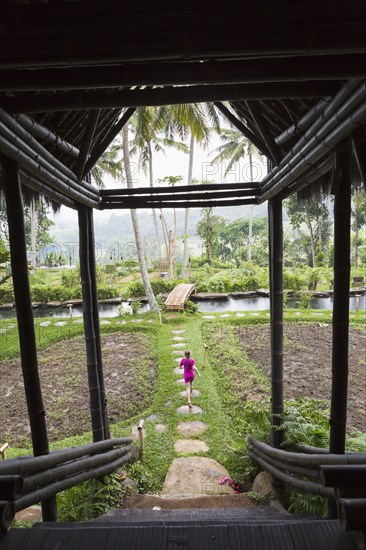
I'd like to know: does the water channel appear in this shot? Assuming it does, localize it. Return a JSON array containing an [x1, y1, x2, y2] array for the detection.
[[0, 294, 365, 320]]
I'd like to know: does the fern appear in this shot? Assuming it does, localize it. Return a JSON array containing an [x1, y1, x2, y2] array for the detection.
[[276, 398, 330, 448], [287, 489, 327, 517], [246, 491, 270, 504]]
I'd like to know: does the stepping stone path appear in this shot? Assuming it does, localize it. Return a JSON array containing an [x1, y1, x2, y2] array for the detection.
[[176, 405, 203, 415], [177, 421, 207, 436], [180, 389, 200, 398], [174, 439, 208, 454], [162, 457, 234, 497], [139, 326, 237, 501], [155, 424, 166, 433]]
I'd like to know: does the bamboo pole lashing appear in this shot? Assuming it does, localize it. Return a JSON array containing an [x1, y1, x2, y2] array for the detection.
[[260, 79, 364, 192], [0, 134, 100, 208], [0, 438, 133, 476], [0, 109, 98, 197]]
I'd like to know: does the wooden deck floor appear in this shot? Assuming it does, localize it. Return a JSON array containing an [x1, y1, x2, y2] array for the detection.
[[1, 518, 359, 550]]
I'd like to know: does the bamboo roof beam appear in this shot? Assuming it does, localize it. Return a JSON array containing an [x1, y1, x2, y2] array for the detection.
[[260, 101, 366, 202], [73, 110, 100, 181], [1, 82, 340, 115], [0, 12, 365, 69], [101, 181, 259, 196], [1, 54, 366, 91], [281, 156, 335, 199], [0, 109, 97, 194], [20, 172, 77, 210], [246, 101, 283, 165], [83, 108, 135, 177], [275, 98, 331, 146], [103, 198, 257, 209], [15, 114, 79, 158], [102, 189, 259, 206], [260, 79, 365, 192]]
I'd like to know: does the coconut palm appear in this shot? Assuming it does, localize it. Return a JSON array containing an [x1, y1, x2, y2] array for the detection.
[[210, 127, 261, 261], [130, 107, 188, 263], [122, 124, 159, 311], [159, 103, 220, 277]]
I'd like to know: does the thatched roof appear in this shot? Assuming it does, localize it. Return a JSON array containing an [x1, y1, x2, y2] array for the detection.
[[0, 0, 365, 208]]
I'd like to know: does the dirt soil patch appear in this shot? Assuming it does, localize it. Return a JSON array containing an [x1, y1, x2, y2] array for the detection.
[[123, 493, 260, 510], [0, 332, 156, 446], [235, 323, 366, 434]]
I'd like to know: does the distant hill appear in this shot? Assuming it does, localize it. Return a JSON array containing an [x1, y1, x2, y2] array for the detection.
[[50, 203, 269, 261]]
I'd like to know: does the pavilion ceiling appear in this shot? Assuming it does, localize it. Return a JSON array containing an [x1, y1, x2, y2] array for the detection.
[[0, 0, 365, 209]]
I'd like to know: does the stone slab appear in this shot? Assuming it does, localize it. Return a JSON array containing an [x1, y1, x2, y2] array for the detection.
[[176, 405, 203, 415], [172, 330, 185, 334], [177, 421, 208, 436], [172, 336, 185, 341], [174, 366, 183, 374], [162, 457, 235, 497], [171, 343, 186, 348], [155, 424, 166, 433], [174, 439, 209, 454], [180, 389, 200, 398], [176, 378, 185, 385]]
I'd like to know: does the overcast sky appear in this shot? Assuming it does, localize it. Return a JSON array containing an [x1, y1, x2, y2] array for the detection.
[[52, 131, 268, 227]]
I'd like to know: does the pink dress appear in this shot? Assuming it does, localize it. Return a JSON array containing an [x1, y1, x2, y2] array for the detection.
[[180, 357, 195, 383]]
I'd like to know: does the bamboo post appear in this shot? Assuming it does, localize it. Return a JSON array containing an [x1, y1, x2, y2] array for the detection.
[[330, 146, 352, 455], [87, 207, 109, 439], [203, 343, 208, 366], [268, 196, 284, 449], [0, 445, 9, 461], [137, 420, 145, 455], [78, 206, 104, 443], [1, 155, 57, 522]]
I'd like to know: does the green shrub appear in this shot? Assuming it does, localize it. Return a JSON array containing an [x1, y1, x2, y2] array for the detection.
[[61, 268, 80, 288], [0, 282, 14, 303], [97, 284, 119, 300], [283, 271, 305, 292], [57, 474, 126, 522], [126, 280, 145, 297]]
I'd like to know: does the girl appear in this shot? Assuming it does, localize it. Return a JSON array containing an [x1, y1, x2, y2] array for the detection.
[[179, 350, 201, 409]]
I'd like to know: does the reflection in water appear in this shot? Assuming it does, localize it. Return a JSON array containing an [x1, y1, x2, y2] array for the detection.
[[196, 294, 365, 312], [0, 294, 365, 319]]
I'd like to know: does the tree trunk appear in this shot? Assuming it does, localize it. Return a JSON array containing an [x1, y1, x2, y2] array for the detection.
[[30, 198, 37, 268], [180, 133, 195, 277], [122, 126, 159, 311], [148, 141, 161, 262]]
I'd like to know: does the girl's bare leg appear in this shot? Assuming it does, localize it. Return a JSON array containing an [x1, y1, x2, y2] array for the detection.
[[185, 382, 191, 406]]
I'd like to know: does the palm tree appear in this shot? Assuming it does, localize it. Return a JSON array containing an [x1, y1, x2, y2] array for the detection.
[[210, 127, 260, 261], [90, 144, 123, 188], [122, 124, 159, 311], [159, 103, 220, 277], [131, 107, 188, 264]]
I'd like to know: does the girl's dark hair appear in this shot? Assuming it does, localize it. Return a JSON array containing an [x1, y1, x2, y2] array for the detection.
[[184, 350, 191, 358]]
